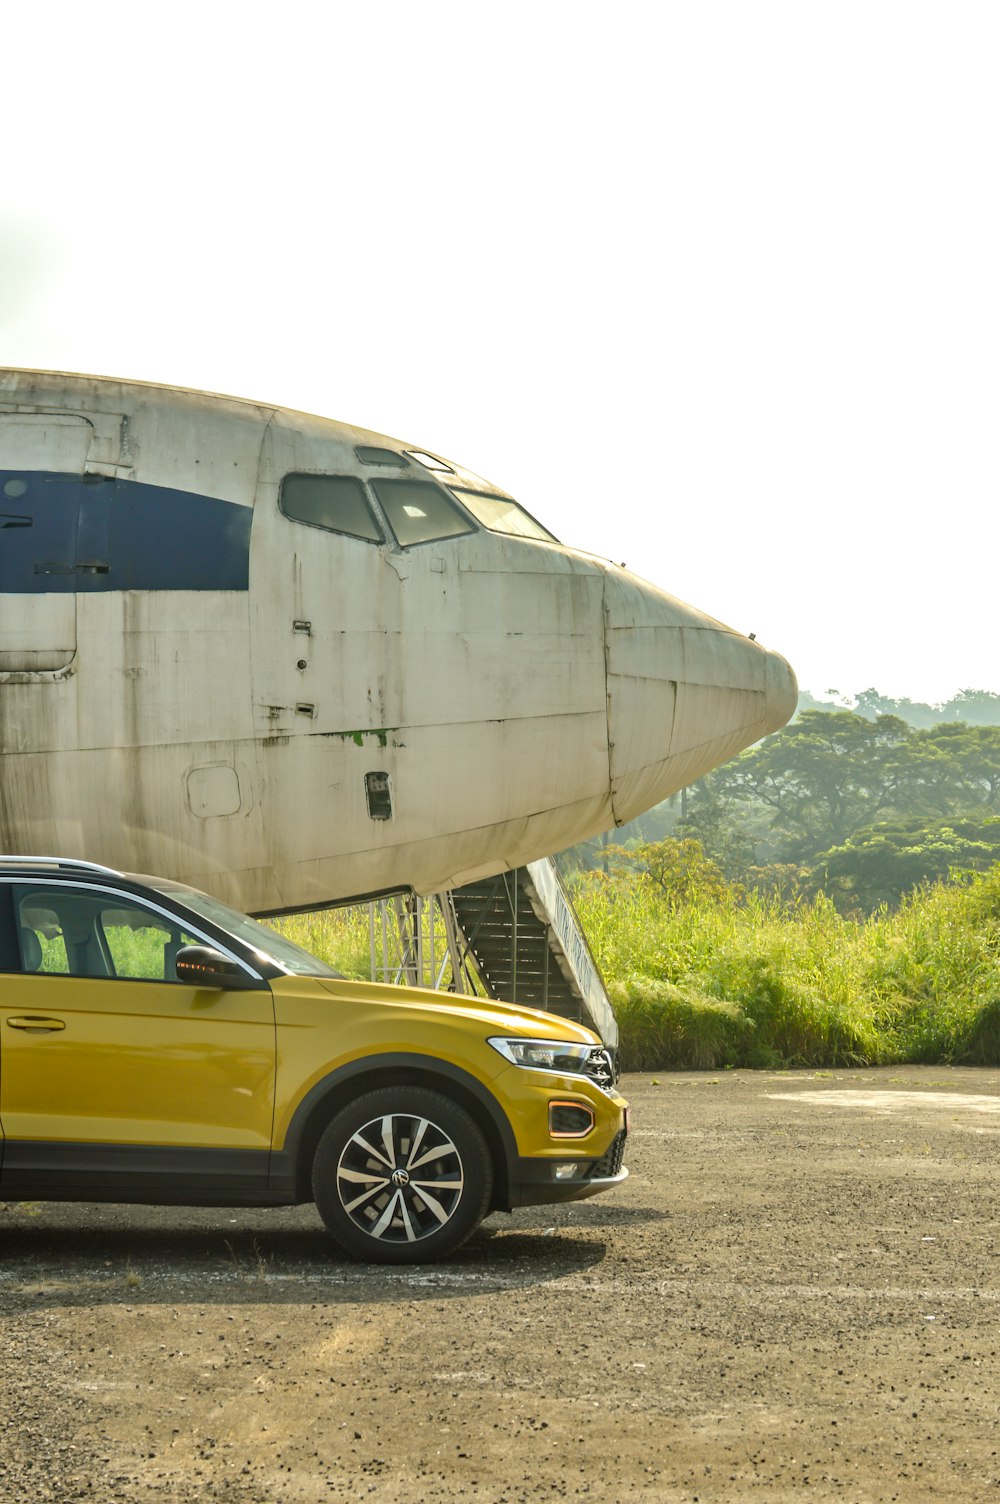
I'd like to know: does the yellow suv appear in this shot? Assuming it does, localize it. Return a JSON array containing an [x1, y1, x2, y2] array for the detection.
[[1, 858, 628, 1262]]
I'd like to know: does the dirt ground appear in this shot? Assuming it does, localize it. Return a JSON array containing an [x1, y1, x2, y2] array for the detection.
[[2, 1065, 999, 1503]]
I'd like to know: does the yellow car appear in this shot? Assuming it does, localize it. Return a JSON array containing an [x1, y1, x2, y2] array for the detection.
[[1, 857, 628, 1262]]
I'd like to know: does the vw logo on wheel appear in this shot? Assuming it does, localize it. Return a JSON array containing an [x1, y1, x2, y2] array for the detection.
[[390, 1168, 410, 1187]]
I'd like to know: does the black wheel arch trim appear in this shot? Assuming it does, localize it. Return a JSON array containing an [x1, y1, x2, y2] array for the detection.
[[273, 1053, 519, 1207]]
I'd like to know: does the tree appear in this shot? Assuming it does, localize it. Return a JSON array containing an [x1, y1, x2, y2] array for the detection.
[[674, 792, 757, 881], [915, 723, 1000, 807], [678, 712, 1000, 896], [810, 685, 1000, 729], [803, 815, 1000, 913], [937, 689, 1000, 726], [604, 838, 735, 909], [702, 710, 914, 860], [853, 687, 942, 729]]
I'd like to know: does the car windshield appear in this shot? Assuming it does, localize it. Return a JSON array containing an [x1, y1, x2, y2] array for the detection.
[[152, 883, 340, 978]]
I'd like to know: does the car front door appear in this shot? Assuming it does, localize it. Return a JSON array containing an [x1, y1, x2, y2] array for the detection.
[[0, 881, 276, 1200]]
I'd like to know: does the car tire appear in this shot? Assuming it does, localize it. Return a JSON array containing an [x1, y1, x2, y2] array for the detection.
[[312, 1087, 493, 1263]]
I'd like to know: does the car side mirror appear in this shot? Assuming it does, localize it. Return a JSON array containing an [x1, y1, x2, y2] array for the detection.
[[174, 945, 262, 990]]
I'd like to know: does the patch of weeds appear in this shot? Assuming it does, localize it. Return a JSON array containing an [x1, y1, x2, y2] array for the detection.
[[225, 1237, 272, 1285]]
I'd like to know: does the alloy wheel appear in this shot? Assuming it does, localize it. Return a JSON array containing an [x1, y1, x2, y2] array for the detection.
[[336, 1111, 465, 1244]]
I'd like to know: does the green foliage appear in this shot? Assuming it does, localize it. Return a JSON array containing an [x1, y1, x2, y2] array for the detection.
[[608, 977, 752, 1071], [603, 837, 736, 908], [671, 710, 1000, 907], [272, 906, 373, 979], [662, 802, 757, 883], [572, 860, 1000, 1070], [964, 993, 1000, 1064], [37, 933, 69, 972], [800, 686, 1000, 728], [272, 902, 485, 993], [567, 693, 1000, 907], [804, 814, 1000, 913], [854, 686, 1000, 728], [698, 708, 922, 858]]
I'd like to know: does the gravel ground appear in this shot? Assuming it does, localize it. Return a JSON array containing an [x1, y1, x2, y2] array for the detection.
[[2, 1065, 999, 1503]]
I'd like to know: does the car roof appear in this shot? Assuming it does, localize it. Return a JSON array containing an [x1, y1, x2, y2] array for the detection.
[[0, 855, 126, 876], [0, 857, 193, 892]]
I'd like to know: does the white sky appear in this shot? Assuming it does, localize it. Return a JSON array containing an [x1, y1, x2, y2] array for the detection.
[[2, 1, 997, 705]]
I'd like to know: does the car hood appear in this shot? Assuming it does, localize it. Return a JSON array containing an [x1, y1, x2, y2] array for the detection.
[[309, 975, 601, 1044]]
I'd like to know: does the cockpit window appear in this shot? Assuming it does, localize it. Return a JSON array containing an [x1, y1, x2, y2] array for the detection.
[[280, 474, 383, 543], [370, 478, 475, 547], [449, 489, 558, 543], [403, 450, 454, 474], [355, 447, 408, 468]]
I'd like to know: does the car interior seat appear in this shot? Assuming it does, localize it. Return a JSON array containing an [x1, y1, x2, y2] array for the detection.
[[19, 927, 43, 973]]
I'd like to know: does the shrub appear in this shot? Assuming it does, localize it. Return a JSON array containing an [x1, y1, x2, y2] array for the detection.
[[575, 859, 1000, 1069], [608, 976, 753, 1070]]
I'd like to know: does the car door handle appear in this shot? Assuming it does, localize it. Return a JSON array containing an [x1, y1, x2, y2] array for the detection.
[[6, 1016, 66, 1033]]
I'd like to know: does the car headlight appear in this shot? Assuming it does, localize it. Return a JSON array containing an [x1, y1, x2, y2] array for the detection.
[[487, 1037, 617, 1090]]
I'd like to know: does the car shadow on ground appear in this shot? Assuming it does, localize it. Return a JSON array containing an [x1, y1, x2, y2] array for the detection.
[[502, 1201, 667, 1229], [0, 1205, 628, 1311]]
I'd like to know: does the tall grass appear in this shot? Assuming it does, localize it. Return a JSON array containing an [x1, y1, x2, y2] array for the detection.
[[572, 866, 1000, 1070], [273, 906, 373, 979]]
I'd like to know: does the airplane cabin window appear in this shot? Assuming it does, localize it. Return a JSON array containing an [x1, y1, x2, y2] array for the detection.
[[449, 489, 558, 543], [370, 479, 475, 547], [280, 474, 383, 542]]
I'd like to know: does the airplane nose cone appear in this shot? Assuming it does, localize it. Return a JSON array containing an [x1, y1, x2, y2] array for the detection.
[[603, 567, 797, 825]]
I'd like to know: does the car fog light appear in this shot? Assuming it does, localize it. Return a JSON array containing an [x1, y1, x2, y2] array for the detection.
[[549, 1101, 595, 1137], [553, 1162, 580, 1180]]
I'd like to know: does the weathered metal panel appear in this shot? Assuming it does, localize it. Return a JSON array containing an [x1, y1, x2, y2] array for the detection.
[[0, 369, 797, 911]]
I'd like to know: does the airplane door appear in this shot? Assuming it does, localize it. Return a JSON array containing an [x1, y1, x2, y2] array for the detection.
[[0, 413, 92, 672], [0, 409, 134, 674]]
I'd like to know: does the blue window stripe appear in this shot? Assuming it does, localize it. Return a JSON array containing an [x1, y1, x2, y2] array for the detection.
[[0, 472, 252, 592]]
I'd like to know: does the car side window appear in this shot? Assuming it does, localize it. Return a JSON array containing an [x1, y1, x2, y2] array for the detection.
[[15, 886, 201, 983], [98, 905, 201, 981]]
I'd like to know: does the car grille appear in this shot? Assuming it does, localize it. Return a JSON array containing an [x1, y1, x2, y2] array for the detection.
[[581, 1046, 616, 1091], [587, 1129, 627, 1179]]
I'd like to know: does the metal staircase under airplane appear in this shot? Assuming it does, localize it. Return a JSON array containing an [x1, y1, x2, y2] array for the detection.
[[368, 857, 618, 1049]]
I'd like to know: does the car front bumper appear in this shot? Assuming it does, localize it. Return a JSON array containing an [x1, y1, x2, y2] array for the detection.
[[506, 1127, 629, 1207]]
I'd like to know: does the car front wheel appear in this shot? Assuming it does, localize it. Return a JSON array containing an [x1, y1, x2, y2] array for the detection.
[[312, 1087, 493, 1263]]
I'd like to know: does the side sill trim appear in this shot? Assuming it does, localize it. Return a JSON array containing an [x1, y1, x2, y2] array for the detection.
[[0, 1141, 290, 1207]]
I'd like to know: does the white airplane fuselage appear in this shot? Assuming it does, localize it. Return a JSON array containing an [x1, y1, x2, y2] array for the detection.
[[0, 371, 797, 913]]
